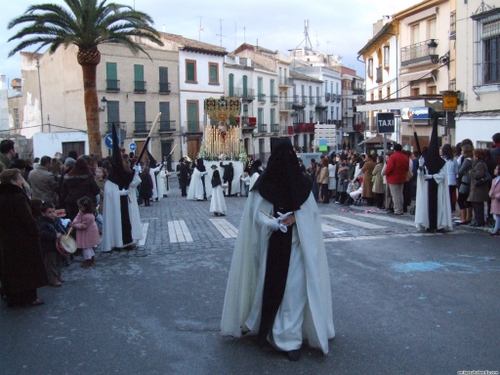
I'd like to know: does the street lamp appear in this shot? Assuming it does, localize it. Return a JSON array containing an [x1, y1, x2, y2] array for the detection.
[[98, 96, 108, 112], [427, 39, 450, 65]]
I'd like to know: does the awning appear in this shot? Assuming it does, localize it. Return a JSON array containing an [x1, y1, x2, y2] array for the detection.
[[399, 69, 435, 82], [357, 98, 443, 111], [357, 134, 394, 146]]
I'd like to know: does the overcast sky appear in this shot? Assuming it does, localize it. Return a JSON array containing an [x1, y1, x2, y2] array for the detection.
[[1, 0, 422, 85]]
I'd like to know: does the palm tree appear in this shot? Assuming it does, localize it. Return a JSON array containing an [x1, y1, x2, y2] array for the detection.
[[8, 0, 163, 157]]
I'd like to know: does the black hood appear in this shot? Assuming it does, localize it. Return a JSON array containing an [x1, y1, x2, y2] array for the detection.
[[252, 138, 311, 211], [107, 123, 134, 189]]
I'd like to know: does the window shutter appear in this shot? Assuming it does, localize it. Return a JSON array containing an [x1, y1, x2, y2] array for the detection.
[[134, 102, 146, 132], [187, 62, 195, 81], [106, 62, 117, 80], [228, 74, 234, 96], [134, 65, 144, 81]]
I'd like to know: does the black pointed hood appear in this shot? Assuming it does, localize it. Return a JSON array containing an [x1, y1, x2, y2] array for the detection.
[[252, 138, 311, 211], [424, 114, 445, 174], [107, 123, 134, 189], [147, 150, 159, 168]]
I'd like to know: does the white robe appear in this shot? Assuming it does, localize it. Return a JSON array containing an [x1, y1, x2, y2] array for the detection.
[[101, 172, 144, 252], [150, 165, 163, 200], [186, 168, 207, 200], [210, 185, 227, 214], [220, 191, 335, 354], [160, 170, 170, 197], [415, 165, 453, 231]]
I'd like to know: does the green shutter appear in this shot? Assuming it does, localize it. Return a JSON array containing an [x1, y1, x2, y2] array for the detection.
[[188, 102, 198, 132], [106, 62, 117, 80], [243, 75, 248, 97], [159, 67, 169, 93], [159, 102, 171, 131], [228, 74, 234, 96], [134, 102, 146, 132], [134, 65, 144, 81], [187, 62, 195, 82], [210, 65, 217, 83]]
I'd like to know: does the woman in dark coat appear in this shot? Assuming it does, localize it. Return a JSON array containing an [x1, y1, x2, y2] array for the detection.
[[139, 166, 154, 206], [468, 148, 490, 227], [60, 158, 100, 220], [0, 169, 48, 306]]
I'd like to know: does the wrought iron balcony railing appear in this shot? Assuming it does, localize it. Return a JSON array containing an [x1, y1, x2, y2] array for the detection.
[[159, 120, 176, 132], [257, 124, 267, 133], [134, 121, 152, 134], [400, 39, 439, 67], [159, 82, 171, 94], [134, 81, 147, 93], [106, 79, 120, 92], [270, 123, 280, 132]]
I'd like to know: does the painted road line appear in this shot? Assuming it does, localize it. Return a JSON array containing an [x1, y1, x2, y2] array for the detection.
[[167, 220, 193, 243], [321, 223, 340, 232], [323, 214, 385, 229], [355, 213, 416, 227], [210, 219, 238, 238], [138, 223, 148, 246], [324, 231, 460, 243]]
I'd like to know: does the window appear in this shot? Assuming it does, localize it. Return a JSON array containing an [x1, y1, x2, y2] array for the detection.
[[472, 9, 500, 86], [368, 59, 373, 77], [159, 102, 172, 131], [209, 63, 219, 85], [159, 67, 169, 94], [134, 102, 146, 132], [383, 46, 390, 68], [13, 108, 19, 128], [242, 75, 248, 98], [186, 60, 197, 83], [106, 101, 120, 133], [258, 77, 265, 101], [270, 79, 276, 102], [228, 73, 234, 96], [187, 101, 199, 132], [134, 65, 146, 93], [106, 62, 119, 91]]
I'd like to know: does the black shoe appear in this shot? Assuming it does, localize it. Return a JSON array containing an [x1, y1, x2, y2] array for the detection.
[[470, 222, 484, 228], [286, 349, 301, 361]]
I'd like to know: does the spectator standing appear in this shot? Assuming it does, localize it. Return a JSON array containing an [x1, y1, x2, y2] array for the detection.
[[220, 161, 235, 196], [456, 145, 474, 224], [0, 169, 48, 307], [489, 165, 500, 236], [372, 155, 385, 209], [442, 144, 459, 213], [0, 139, 15, 168], [491, 133, 500, 166], [28, 155, 59, 205], [468, 149, 490, 227], [317, 157, 329, 203], [385, 144, 409, 215], [361, 154, 376, 206], [60, 158, 100, 220]]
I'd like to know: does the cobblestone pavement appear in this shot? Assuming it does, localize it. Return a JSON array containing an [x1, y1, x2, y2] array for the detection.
[[2, 176, 499, 375]]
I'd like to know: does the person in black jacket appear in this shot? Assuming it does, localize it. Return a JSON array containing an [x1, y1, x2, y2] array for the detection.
[[139, 166, 154, 206], [220, 161, 234, 196], [38, 202, 66, 287], [60, 158, 100, 220]]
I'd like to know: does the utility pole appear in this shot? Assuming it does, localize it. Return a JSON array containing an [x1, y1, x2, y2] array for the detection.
[[216, 19, 226, 47]]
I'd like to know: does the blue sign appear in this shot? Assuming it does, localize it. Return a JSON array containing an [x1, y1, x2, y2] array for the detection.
[[104, 133, 120, 149], [129, 142, 137, 152]]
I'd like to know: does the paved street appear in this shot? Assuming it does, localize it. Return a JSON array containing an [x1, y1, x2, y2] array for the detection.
[[2, 176, 500, 375]]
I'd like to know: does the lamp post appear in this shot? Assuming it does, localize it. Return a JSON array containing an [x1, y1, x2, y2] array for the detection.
[[98, 96, 108, 112]]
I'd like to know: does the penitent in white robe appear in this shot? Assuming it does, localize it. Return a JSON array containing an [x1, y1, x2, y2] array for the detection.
[[210, 185, 227, 215], [415, 165, 453, 231], [220, 191, 335, 354], [186, 168, 207, 200], [101, 172, 144, 252]]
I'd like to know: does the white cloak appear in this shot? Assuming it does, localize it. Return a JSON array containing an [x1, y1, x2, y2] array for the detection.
[[186, 168, 207, 200], [220, 191, 335, 354], [101, 172, 144, 252], [415, 165, 453, 231], [210, 185, 227, 214], [160, 170, 170, 196], [150, 165, 163, 200]]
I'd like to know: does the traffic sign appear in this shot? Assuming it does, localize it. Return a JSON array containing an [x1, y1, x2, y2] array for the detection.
[[376, 113, 395, 134], [129, 142, 137, 152], [104, 133, 120, 149]]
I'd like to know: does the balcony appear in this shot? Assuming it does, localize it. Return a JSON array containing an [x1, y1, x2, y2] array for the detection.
[[184, 121, 203, 133], [352, 89, 365, 96], [133, 121, 152, 135], [105, 122, 126, 134], [270, 123, 280, 133], [401, 39, 439, 67], [258, 93, 267, 102], [278, 77, 293, 86], [325, 93, 331, 102], [279, 100, 294, 111], [158, 120, 176, 133], [270, 95, 278, 104], [230, 87, 255, 101], [309, 96, 315, 105], [106, 79, 120, 92], [257, 124, 267, 133], [159, 82, 171, 94], [134, 81, 147, 93], [376, 67, 383, 83]]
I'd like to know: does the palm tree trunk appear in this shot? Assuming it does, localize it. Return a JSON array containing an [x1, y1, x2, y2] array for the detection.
[[81, 63, 102, 158]]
